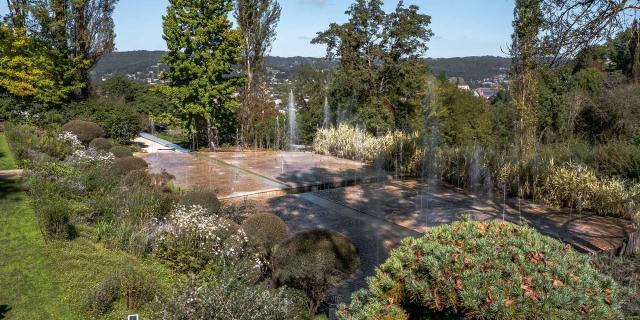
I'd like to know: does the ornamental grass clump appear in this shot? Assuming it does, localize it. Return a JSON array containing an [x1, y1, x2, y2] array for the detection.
[[272, 229, 360, 314], [339, 220, 628, 320]]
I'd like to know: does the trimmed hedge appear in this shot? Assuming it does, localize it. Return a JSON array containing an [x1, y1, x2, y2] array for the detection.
[[241, 213, 289, 256], [339, 220, 628, 320], [61, 120, 104, 144], [110, 146, 133, 158], [179, 190, 221, 214], [89, 138, 113, 152], [113, 157, 148, 175]]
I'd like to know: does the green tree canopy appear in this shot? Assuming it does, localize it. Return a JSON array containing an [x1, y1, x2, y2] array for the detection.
[[162, 0, 241, 148]]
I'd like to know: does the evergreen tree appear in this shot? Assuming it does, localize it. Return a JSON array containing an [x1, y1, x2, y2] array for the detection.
[[162, 0, 241, 149]]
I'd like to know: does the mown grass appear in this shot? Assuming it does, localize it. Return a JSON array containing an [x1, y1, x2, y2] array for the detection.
[[0, 133, 15, 170], [0, 144, 175, 319], [0, 179, 176, 320]]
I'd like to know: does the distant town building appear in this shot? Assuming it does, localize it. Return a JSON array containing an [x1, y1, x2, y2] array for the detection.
[[475, 87, 497, 100], [448, 77, 471, 91]]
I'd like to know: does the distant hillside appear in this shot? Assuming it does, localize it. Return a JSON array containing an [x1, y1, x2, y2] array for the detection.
[[427, 56, 511, 83], [91, 51, 511, 85]]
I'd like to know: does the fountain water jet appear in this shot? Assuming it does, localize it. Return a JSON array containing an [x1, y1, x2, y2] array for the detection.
[[323, 96, 332, 128], [288, 89, 297, 150]]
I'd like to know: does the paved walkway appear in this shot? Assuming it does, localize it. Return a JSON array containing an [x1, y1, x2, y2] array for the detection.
[[0, 169, 22, 179]]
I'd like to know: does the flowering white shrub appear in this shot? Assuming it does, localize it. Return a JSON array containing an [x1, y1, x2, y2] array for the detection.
[[58, 131, 84, 150], [156, 204, 261, 273], [65, 147, 115, 166]]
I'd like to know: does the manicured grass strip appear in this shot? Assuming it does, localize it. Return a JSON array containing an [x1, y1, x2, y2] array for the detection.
[[0, 133, 15, 170], [0, 184, 176, 320], [0, 178, 72, 320]]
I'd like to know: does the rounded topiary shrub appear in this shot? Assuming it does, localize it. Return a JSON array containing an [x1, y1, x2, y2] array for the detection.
[[179, 189, 221, 214], [109, 146, 133, 158], [61, 120, 104, 144], [241, 213, 289, 255], [113, 157, 148, 175], [89, 138, 113, 152], [272, 229, 360, 314], [339, 220, 627, 320]]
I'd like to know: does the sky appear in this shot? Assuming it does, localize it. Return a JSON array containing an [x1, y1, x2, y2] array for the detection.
[[1, 0, 516, 58]]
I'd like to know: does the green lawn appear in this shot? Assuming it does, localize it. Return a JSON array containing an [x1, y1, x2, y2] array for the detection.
[[0, 133, 15, 170], [0, 146, 175, 319]]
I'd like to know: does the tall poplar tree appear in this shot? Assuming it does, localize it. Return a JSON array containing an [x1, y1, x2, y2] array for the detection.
[[510, 0, 542, 162], [162, 0, 241, 150], [234, 0, 281, 147]]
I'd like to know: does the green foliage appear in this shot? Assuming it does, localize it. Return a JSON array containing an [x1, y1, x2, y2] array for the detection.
[[89, 137, 113, 152], [592, 255, 640, 317], [61, 120, 105, 144], [5, 123, 78, 161], [83, 273, 121, 317], [242, 213, 289, 256], [162, 0, 241, 141], [113, 157, 148, 175], [339, 220, 627, 320], [66, 99, 144, 143], [110, 145, 134, 158], [312, 0, 432, 134], [160, 265, 306, 319], [272, 229, 360, 314], [96, 222, 154, 257], [431, 79, 493, 147]]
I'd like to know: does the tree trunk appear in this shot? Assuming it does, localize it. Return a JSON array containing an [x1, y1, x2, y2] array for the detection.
[[206, 119, 215, 151], [617, 225, 640, 256]]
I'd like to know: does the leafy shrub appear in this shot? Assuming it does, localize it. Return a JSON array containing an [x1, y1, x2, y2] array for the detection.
[[83, 274, 121, 317], [110, 145, 133, 158], [65, 99, 143, 143], [122, 169, 175, 193], [118, 180, 175, 225], [272, 229, 360, 314], [83, 267, 157, 316], [242, 213, 289, 256], [5, 123, 79, 160], [89, 137, 113, 152], [119, 266, 158, 310], [179, 189, 221, 214], [593, 142, 640, 180], [61, 120, 104, 144], [155, 205, 252, 274], [339, 220, 627, 320], [113, 156, 148, 175], [160, 265, 306, 320]]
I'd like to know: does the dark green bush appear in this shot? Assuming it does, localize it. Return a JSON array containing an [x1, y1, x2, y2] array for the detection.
[[241, 213, 288, 256], [110, 145, 133, 158], [339, 220, 627, 320], [113, 156, 148, 175], [89, 137, 113, 152], [179, 189, 221, 214], [65, 100, 143, 144], [83, 274, 121, 317], [61, 120, 104, 144], [272, 229, 360, 314]]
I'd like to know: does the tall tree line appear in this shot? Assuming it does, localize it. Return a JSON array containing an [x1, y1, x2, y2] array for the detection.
[[1, 0, 118, 103]]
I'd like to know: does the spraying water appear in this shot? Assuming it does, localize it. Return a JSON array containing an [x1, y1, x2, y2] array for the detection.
[[323, 96, 331, 128], [288, 89, 297, 149]]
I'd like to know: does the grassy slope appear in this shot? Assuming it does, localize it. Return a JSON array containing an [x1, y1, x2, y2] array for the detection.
[[0, 147, 175, 319], [0, 178, 72, 320], [0, 133, 15, 170]]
